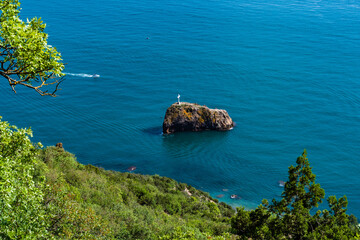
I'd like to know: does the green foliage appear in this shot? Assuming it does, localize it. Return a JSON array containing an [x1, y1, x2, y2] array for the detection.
[[37, 146, 236, 239], [0, 117, 49, 239], [43, 177, 109, 239], [2, 116, 358, 240], [159, 226, 236, 240], [0, 0, 64, 96], [158, 226, 207, 240], [231, 150, 359, 239]]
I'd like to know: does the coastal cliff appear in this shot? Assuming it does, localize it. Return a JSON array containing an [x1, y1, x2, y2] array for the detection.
[[163, 102, 234, 134]]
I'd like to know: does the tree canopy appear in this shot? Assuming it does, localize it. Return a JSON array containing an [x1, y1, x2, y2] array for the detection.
[[0, 117, 48, 238], [0, 0, 64, 96], [231, 150, 360, 240]]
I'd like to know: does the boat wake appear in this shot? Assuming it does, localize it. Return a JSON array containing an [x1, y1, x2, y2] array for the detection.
[[64, 72, 100, 78]]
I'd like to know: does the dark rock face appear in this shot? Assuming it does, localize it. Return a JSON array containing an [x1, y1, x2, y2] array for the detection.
[[56, 142, 63, 148], [163, 102, 234, 134]]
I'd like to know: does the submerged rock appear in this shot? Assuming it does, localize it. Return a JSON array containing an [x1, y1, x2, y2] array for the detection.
[[162, 102, 234, 134]]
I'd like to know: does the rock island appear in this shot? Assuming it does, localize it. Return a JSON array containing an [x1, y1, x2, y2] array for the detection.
[[163, 102, 234, 134]]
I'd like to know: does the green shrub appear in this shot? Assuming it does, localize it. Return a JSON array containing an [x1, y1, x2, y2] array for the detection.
[[0, 117, 49, 239], [231, 151, 359, 240]]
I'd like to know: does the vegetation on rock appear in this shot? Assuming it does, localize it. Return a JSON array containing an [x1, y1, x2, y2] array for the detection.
[[163, 102, 234, 134]]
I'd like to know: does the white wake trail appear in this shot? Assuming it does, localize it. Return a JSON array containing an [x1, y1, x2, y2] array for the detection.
[[64, 72, 100, 78]]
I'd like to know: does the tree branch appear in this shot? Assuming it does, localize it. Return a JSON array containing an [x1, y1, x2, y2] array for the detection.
[[0, 71, 65, 96]]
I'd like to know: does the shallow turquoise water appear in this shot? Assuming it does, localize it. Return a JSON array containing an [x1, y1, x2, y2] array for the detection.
[[1, 0, 359, 215]]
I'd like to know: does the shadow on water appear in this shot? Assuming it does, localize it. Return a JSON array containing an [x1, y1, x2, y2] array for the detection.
[[142, 126, 163, 135], [162, 130, 230, 151]]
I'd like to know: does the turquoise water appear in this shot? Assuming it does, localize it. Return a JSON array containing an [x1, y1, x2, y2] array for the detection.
[[1, 0, 359, 215]]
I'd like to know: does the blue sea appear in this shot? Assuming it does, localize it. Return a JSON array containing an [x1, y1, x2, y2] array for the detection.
[[1, 0, 359, 216]]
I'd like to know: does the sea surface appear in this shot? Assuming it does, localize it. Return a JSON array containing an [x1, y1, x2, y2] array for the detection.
[[1, 0, 359, 216]]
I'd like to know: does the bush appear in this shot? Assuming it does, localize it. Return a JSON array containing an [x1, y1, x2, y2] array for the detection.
[[0, 117, 49, 238], [231, 151, 359, 239]]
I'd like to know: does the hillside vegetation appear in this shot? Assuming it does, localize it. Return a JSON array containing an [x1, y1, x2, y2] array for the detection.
[[36, 146, 235, 239], [0, 117, 359, 239], [0, 117, 235, 239]]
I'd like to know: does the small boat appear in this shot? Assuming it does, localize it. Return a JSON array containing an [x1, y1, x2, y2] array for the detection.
[[127, 166, 136, 171], [216, 194, 224, 198], [92, 74, 100, 78], [278, 180, 285, 187], [230, 194, 241, 199], [222, 189, 229, 192]]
